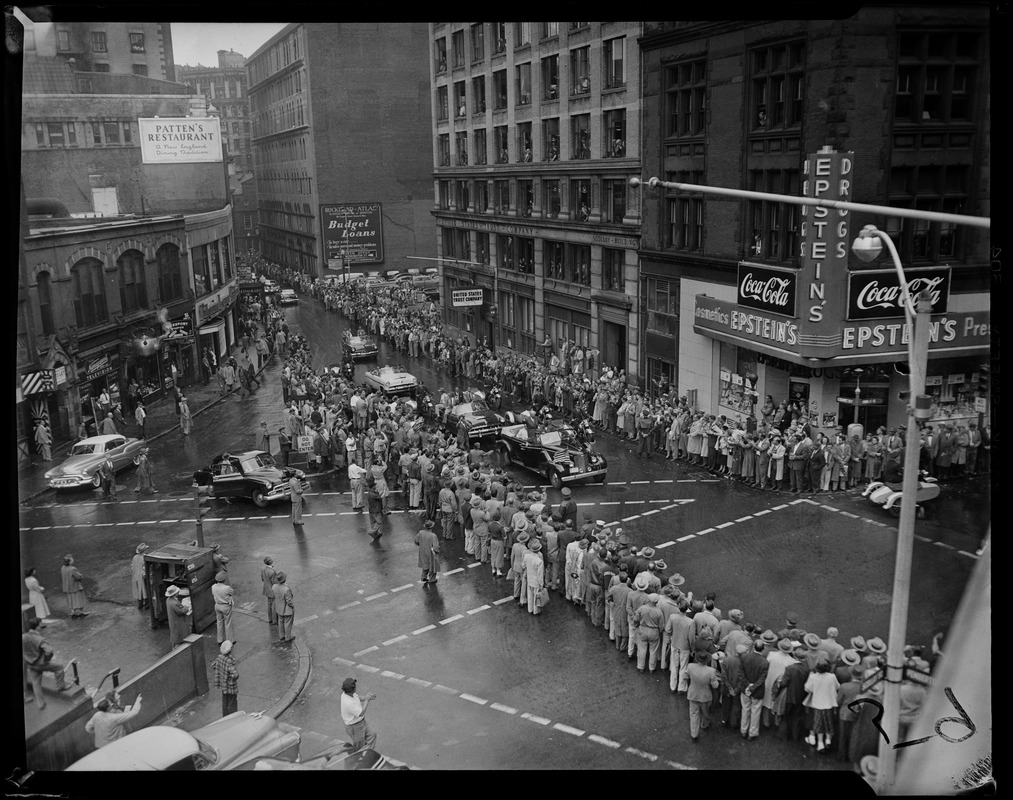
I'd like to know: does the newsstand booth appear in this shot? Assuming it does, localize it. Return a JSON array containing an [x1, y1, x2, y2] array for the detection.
[[144, 543, 217, 633]]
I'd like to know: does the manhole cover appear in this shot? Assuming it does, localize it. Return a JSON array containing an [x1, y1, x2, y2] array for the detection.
[[863, 590, 893, 605]]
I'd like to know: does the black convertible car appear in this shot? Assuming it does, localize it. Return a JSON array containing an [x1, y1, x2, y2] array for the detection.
[[445, 393, 505, 443], [497, 419, 607, 488], [193, 451, 308, 508]]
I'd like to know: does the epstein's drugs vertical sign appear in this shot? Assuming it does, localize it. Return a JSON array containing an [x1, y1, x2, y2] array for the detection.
[[321, 203, 384, 265], [139, 118, 223, 163]]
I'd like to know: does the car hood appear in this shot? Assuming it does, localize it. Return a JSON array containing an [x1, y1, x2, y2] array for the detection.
[[48, 454, 99, 474], [463, 411, 502, 426], [240, 466, 295, 484], [194, 713, 300, 769]]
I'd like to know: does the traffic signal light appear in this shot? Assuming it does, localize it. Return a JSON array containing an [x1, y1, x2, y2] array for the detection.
[[978, 364, 989, 395], [195, 483, 213, 522]]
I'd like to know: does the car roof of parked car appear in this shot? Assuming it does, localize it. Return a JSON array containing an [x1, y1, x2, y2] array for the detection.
[[66, 727, 200, 771]]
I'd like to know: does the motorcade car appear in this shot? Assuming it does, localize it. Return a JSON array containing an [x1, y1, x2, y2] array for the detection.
[[44, 434, 144, 489], [363, 364, 418, 397], [411, 274, 440, 291], [193, 450, 308, 508], [424, 267, 438, 276], [263, 280, 281, 294], [279, 288, 299, 305], [342, 331, 378, 360], [66, 711, 301, 771], [382, 269, 402, 282], [239, 740, 410, 771], [445, 391, 506, 442], [497, 418, 608, 488]]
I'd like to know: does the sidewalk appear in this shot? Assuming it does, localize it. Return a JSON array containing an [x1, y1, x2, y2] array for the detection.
[[19, 337, 274, 505], [24, 595, 310, 740]]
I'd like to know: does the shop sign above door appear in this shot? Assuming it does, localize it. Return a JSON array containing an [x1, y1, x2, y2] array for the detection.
[[737, 262, 797, 318]]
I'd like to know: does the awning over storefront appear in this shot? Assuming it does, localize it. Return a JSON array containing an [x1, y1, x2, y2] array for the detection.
[[198, 321, 226, 336]]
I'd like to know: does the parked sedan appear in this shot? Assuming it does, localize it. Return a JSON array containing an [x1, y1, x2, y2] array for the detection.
[[279, 288, 299, 305], [239, 740, 410, 771], [44, 434, 144, 490], [497, 419, 608, 488], [363, 365, 418, 397], [66, 711, 301, 771], [192, 450, 308, 508]]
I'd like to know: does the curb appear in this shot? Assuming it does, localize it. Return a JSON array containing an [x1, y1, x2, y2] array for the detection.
[[19, 359, 273, 506], [265, 635, 312, 720]]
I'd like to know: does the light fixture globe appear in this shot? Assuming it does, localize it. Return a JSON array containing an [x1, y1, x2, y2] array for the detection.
[[851, 225, 884, 263]]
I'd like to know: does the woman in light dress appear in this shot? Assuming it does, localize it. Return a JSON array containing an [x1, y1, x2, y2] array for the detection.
[[25, 567, 51, 622]]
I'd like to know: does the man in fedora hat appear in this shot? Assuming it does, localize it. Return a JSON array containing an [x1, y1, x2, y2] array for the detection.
[[764, 637, 797, 730], [131, 544, 149, 610], [133, 446, 159, 494], [422, 461, 441, 521], [586, 543, 608, 627], [166, 585, 191, 649], [558, 485, 579, 528], [607, 573, 633, 652], [261, 556, 278, 625], [625, 573, 652, 660], [212, 570, 235, 645], [415, 520, 441, 585], [777, 611, 802, 641], [511, 530, 531, 604], [563, 530, 584, 603], [836, 665, 865, 761], [835, 648, 862, 685], [740, 639, 770, 740], [523, 539, 545, 614], [863, 636, 887, 671], [213, 640, 239, 717], [272, 572, 295, 642], [719, 642, 748, 729], [634, 593, 665, 672], [664, 583, 695, 693], [777, 646, 811, 742], [686, 649, 721, 742]]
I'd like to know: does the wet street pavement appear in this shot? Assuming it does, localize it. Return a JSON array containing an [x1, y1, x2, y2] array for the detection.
[[18, 290, 990, 770]]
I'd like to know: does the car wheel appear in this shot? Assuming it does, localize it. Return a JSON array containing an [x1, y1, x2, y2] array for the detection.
[[92, 472, 102, 488], [889, 504, 902, 517], [548, 469, 563, 490], [252, 488, 269, 508], [595, 473, 607, 483]]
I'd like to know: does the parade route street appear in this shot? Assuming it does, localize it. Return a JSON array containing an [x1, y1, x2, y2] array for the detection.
[[18, 293, 988, 770]]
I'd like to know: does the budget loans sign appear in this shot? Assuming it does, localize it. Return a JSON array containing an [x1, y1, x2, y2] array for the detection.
[[139, 118, 222, 163], [321, 203, 384, 265]]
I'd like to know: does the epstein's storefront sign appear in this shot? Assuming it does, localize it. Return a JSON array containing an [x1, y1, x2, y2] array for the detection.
[[847, 268, 951, 320], [840, 311, 989, 354], [737, 262, 797, 317], [195, 280, 238, 327], [139, 118, 222, 164], [321, 203, 384, 265], [694, 296, 799, 350]]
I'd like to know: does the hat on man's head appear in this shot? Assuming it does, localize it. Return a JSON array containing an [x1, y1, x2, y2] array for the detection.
[[840, 649, 861, 667], [850, 636, 867, 652], [867, 637, 887, 655], [668, 573, 686, 587], [729, 609, 744, 622], [275, 571, 287, 582], [653, 560, 668, 571], [215, 571, 228, 582], [595, 519, 606, 528], [804, 632, 821, 650], [785, 611, 799, 625], [529, 540, 542, 552], [778, 638, 794, 654], [633, 573, 651, 591], [220, 641, 233, 655], [561, 487, 571, 497], [516, 532, 530, 543], [424, 520, 435, 529], [165, 585, 180, 597], [760, 630, 778, 645], [136, 544, 148, 554]]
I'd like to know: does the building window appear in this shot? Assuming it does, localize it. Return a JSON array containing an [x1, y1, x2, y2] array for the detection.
[[566, 243, 591, 286], [452, 29, 465, 68], [572, 179, 590, 221], [545, 241, 565, 279], [570, 47, 590, 95], [514, 22, 531, 48], [518, 180, 534, 217], [604, 37, 625, 88], [474, 128, 487, 165], [666, 60, 707, 137], [104, 121, 121, 144], [117, 250, 148, 313], [244, 213, 253, 230], [666, 171, 705, 251], [435, 38, 447, 72], [438, 134, 450, 166], [454, 81, 467, 117], [57, 30, 70, 51], [543, 179, 561, 218], [494, 180, 510, 214], [542, 55, 560, 100], [476, 231, 490, 262], [499, 290, 516, 330], [888, 165, 969, 262], [895, 32, 980, 123], [516, 63, 531, 105], [123, 123, 131, 144], [130, 32, 145, 53], [91, 121, 102, 144], [191, 244, 209, 296], [493, 23, 507, 54], [516, 296, 535, 352], [493, 70, 508, 109], [36, 272, 55, 336], [748, 169, 800, 263], [517, 122, 532, 162], [471, 23, 485, 61], [46, 122, 65, 148], [571, 113, 590, 159], [604, 180, 626, 224], [132, 64, 148, 76], [645, 277, 680, 338], [751, 41, 805, 130], [439, 180, 451, 210], [494, 125, 509, 163], [456, 131, 468, 165], [543, 117, 560, 161], [498, 234, 515, 269], [93, 63, 110, 73], [91, 31, 107, 52], [67, 123, 77, 146], [472, 75, 486, 113], [541, 22, 559, 39], [71, 258, 108, 328], [604, 108, 626, 157], [34, 123, 45, 147], [602, 248, 624, 292], [436, 86, 449, 121]]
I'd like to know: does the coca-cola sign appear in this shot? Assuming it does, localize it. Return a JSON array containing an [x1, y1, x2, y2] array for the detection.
[[736, 262, 797, 318], [847, 267, 951, 320]]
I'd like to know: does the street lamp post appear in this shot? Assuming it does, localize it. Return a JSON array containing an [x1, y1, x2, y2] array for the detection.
[[853, 368, 864, 426], [851, 224, 934, 795]]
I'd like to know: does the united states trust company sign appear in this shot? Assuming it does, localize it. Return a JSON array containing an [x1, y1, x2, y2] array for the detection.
[[737, 262, 797, 318]]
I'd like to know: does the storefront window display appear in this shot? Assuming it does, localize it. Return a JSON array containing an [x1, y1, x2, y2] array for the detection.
[[718, 342, 759, 417]]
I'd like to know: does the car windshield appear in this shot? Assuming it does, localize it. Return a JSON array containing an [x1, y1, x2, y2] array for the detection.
[[71, 443, 97, 455], [240, 454, 276, 471], [458, 400, 488, 414]]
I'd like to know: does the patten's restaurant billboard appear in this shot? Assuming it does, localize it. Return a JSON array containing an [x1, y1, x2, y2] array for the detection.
[[321, 203, 384, 265], [139, 118, 222, 163]]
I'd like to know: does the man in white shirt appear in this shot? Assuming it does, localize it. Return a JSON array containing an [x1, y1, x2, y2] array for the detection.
[[339, 677, 377, 751], [85, 691, 143, 749]]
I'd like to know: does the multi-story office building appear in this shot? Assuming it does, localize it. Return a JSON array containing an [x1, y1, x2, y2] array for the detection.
[[177, 50, 254, 173], [638, 10, 990, 435], [429, 22, 643, 377], [38, 20, 176, 82], [247, 23, 435, 276], [17, 19, 237, 466]]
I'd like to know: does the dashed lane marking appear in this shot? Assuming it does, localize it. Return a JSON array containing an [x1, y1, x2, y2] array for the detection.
[[656, 540, 675, 549], [753, 509, 772, 516], [443, 567, 464, 576], [382, 634, 409, 646], [433, 684, 458, 695], [338, 601, 362, 610], [493, 596, 514, 605], [589, 734, 621, 748], [696, 528, 715, 536], [332, 657, 356, 667], [467, 605, 490, 614], [406, 677, 432, 688], [491, 703, 518, 715], [676, 534, 696, 542], [391, 583, 414, 593], [715, 522, 734, 529], [521, 713, 550, 725], [467, 563, 481, 569], [412, 625, 436, 635], [439, 614, 464, 625], [460, 693, 488, 705], [294, 615, 318, 626], [381, 670, 405, 680], [553, 723, 585, 736], [734, 516, 753, 522], [625, 747, 659, 762], [356, 664, 380, 673], [353, 646, 378, 657], [364, 592, 388, 601]]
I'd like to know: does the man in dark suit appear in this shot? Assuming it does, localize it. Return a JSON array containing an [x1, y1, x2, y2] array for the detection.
[[808, 437, 827, 494], [739, 639, 770, 740], [787, 434, 812, 493], [777, 646, 812, 742]]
